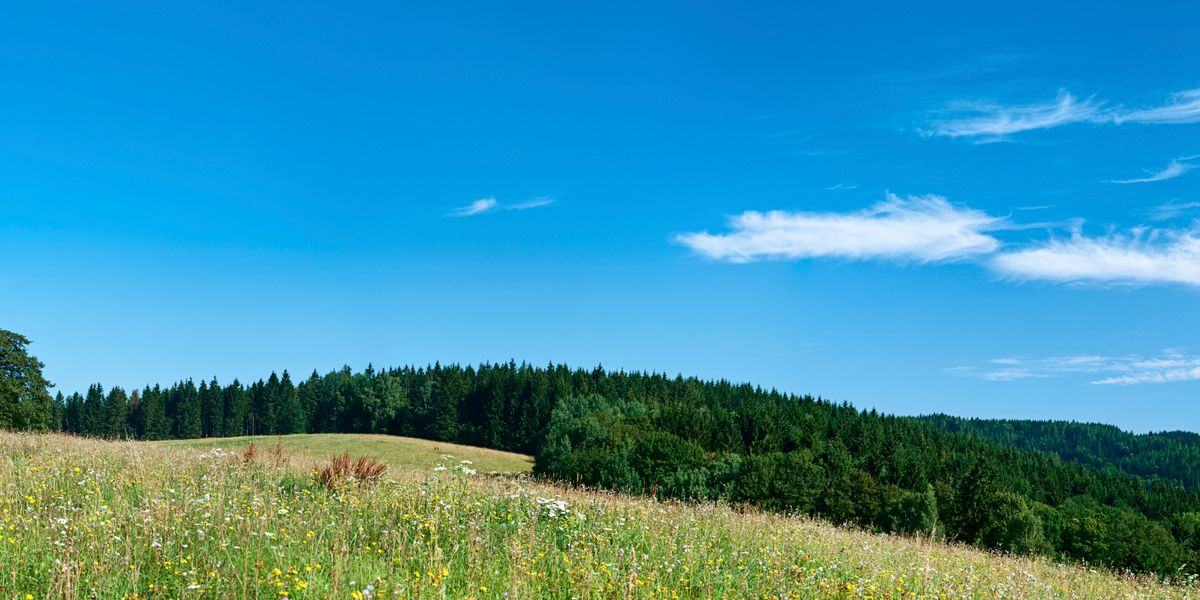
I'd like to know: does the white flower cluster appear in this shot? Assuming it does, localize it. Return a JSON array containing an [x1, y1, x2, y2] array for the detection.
[[197, 447, 230, 461], [433, 456, 476, 476], [535, 496, 572, 519]]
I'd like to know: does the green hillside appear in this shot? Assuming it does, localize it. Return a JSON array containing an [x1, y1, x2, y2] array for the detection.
[[1, 432, 1193, 599]]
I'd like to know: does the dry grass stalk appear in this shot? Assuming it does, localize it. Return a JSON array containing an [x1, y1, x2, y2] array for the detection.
[[242, 440, 259, 464], [315, 451, 386, 490], [267, 438, 288, 467]]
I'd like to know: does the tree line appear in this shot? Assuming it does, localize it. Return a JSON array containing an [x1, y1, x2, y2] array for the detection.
[[2, 329, 1198, 577], [918, 414, 1200, 490]]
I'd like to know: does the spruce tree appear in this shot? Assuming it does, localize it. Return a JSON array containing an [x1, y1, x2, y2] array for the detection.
[[51, 391, 65, 432], [81, 384, 105, 437], [173, 380, 202, 439], [276, 370, 302, 434], [104, 387, 128, 438]]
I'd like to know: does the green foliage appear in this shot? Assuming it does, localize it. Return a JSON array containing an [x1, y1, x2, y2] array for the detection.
[[535, 394, 648, 492], [975, 492, 1043, 555], [884, 484, 939, 536], [919, 414, 1200, 489], [0, 329, 54, 431]]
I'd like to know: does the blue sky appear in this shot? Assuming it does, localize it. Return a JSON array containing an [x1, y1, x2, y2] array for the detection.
[[3, 1, 1199, 432]]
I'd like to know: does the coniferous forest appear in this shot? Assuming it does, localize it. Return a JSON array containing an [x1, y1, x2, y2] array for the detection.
[[917, 414, 1200, 490], [2, 329, 1199, 577]]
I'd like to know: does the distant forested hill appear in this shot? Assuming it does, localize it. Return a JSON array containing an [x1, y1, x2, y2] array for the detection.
[[916, 414, 1200, 490]]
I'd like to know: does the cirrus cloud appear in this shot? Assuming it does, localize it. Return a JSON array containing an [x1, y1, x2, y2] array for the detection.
[[450, 197, 499, 217], [924, 87, 1200, 140], [923, 91, 1104, 140], [948, 352, 1200, 386], [990, 227, 1200, 287], [1112, 88, 1200, 125], [674, 194, 1004, 264], [449, 196, 554, 217], [1110, 156, 1199, 184]]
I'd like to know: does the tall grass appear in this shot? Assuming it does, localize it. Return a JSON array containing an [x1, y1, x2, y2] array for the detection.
[[315, 452, 387, 490], [0, 432, 1191, 598]]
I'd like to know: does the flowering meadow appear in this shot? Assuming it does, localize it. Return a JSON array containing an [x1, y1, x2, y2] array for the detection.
[[0, 433, 1192, 599]]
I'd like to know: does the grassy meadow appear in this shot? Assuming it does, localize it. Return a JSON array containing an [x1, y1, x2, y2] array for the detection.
[[0, 432, 1193, 599], [154, 434, 534, 475]]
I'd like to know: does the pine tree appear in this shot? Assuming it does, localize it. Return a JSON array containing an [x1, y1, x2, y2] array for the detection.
[[952, 459, 1002, 544], [139, 385, 169, 440], [81, 384, 105, 437], [223, 380, 249, 437], [200, 378, 224, 438], [51, 391, 65, 431], [64, 392, 83, 434], [127, 389, 141, 437], [276, 371, 302, 434], [262, 372, 281, 434], [104, 387, 129, 438], [173, 380, 202, 439], [297, 371, 320, 433]]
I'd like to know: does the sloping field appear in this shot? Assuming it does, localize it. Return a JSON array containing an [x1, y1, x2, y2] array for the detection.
[[0, 432, 1192, 599], [154, 433, 534, 474]]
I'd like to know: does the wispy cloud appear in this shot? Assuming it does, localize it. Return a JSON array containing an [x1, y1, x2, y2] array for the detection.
[[824, 183, 860, 191], [923, 91, 1103, 140], [450, 197, 499, 217], [678, 193, 1200, 290], [449, 196, 553, 217], [1094, 354, 1200, 385], [948, 352, 1200, 386], [924, 87, 1200, 139], [507, 197, 555, 210], [944, 365, 1050, 381], [991, 226, 1200, 287], [1110, 156, 1199, 184], [675, 194, 1003, 264], [1149, 201, 1200, 221], [1112, 89, 1200, 125]]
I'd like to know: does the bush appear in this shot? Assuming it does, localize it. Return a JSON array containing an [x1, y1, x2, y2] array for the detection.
[[884, 484, 939, 536]]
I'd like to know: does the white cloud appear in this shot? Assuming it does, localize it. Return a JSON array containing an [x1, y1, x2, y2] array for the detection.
[[675, 194, 1003, 263], [924, 91, 1103, 139], [1112, 89, 1200, 125], [1094, 354, 1200, 385], [950, 352, 1200, 386], [1149, 201, 1200, 221], [925, 87, 1200, 139], [1111, 156, 1199, 184], [450, 197, 498, 217], [507, 197, 555, 210], [991, 226, 1200, 287], [677, 193, 1200, 291], [449, 196, 553, 217], [981, 369, 1050, 382]]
